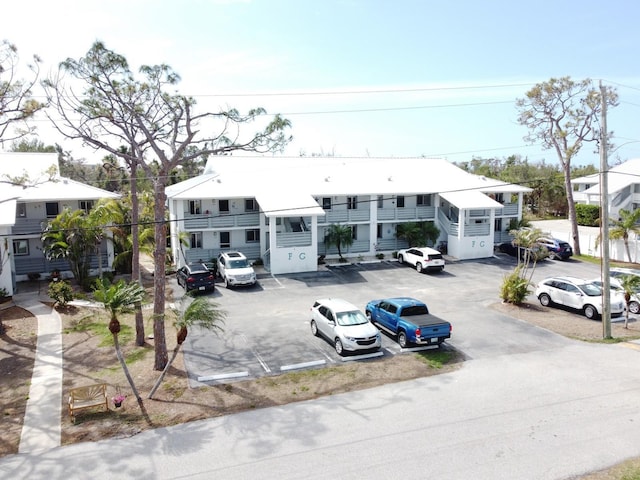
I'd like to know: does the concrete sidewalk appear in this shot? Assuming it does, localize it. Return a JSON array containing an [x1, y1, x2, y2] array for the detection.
[[12, 282, 63, 453]]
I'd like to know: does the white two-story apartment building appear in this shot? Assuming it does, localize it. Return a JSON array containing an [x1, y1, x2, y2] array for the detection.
[[0, 152, 120, 295], [166, 156, 531, 275]]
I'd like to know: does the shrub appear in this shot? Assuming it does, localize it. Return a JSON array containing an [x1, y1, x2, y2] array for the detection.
[[576, 203, 599, 226], [376, 253, 385, 260], [48, 280, 74, 307], [27, 272, 41, 281], [0, 287, 9, 299], [500, 270, 531, 305]]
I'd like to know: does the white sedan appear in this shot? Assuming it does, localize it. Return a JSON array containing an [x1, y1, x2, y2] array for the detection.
[[534, 276, 625, 320]]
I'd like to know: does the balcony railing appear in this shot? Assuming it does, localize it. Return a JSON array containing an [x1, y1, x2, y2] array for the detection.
[[12, 218, 48, 235], [277, 232, 312, 248], [183, 212, 260, 230], [318, 209, 370, 224], [376, 206, 435, 221], [496, 203, 518, 216]]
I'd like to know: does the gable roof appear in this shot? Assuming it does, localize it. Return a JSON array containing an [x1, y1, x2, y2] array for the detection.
[[0, 152, 119, 203], [571, 158, 640, 195]]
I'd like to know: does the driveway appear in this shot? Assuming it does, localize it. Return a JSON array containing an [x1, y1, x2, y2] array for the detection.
[[178, 254, 602, 385]]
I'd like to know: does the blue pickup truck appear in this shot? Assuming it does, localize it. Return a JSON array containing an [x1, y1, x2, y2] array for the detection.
[[365, 297, 451, 348]]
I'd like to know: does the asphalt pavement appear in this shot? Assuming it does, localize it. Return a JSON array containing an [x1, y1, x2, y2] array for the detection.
[[4, 253, 640, 479]]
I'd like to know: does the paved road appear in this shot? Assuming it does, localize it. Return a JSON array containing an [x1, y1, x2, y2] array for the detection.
[[2, 255, 639, 479]]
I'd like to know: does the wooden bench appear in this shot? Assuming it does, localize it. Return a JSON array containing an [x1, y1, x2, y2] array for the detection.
[[68, 383, 109, 422]]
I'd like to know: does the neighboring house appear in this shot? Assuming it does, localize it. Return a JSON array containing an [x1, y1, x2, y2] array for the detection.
[[571, 158, 640, 261], [0, 152, 120, 295], [166, 156, 531, 275], [572, 158, 640, 220]]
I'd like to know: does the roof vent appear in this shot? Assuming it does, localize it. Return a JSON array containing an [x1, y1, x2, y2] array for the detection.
[[388, 176, 393, 181], [325, 176, 331, 182]]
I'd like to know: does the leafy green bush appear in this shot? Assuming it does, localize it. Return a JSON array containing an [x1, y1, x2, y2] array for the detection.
[[500, 270, 531, 305], [48, 280, 74, 307], [576, 203, 599, 226]]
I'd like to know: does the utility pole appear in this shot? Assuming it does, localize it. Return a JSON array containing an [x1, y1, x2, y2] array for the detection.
[[600, 80, 612, 339]]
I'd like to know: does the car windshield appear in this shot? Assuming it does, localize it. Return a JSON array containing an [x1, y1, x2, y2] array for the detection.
[[578, 282, 602, 296], [336, 310, 368, 326], [229, 259, 249, 268]]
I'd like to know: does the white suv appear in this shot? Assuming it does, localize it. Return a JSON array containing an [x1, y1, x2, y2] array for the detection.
[[397, 246, 445, 273], [217, 251, 257, 288], [535, 276, 624, 319], [310, 298, 381, 356]]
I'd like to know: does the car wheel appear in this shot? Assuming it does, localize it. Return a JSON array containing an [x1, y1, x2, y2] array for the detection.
[[310, 320, 319, 337], [630, 301, 640, 315], [398, 331, 408, 348], [398, 254, 404, 264], [335, 338, 344, 356], [416, 263, 423, 273], [549, 252, 557, 260], [584, 304, 597, 320], [539, 293, 551, 307]]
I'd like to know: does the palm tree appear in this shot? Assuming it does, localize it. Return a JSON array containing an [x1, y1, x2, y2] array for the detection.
[[93, 278, 146, 407], [324, 224, 354, 261], [609, 209, 640, 263], [395, 221, 440, 248], [618, 274, 640, 328], [148, 296, 225, 399], [501, 227, 548, 305], [42, 208, 97, 285]]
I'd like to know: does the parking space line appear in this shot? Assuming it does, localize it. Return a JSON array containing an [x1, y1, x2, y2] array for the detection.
[[280, 360, 326, 371], [197, 371, 249, 382]]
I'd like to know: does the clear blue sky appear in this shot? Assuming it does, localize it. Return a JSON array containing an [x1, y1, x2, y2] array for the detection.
[[4, 0, 640, 166]]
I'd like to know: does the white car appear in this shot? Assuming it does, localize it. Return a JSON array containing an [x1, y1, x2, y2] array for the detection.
[[534, 276, 625, 319], [397, 247, 445, 273], [217, 251, 257, 288], [310, 298, 381, 356], [590, 276, 640, 314]]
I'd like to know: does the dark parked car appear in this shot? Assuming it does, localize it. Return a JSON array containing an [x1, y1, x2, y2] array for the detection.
[[176, 263, 216, 293], [496, 242, 547, 261], [538, 237, 573, 260]]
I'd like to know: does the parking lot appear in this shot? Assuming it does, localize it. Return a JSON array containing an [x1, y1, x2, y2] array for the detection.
[[175, 254, 610, 387]]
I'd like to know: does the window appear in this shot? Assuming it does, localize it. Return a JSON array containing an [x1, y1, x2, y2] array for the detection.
[[16, 202, 26, 218], [416, 194, 431, 206], [79, 200, 94, 213], [220, 231, 230, 249], [219, 200, 229, 213], [13, 239, 29, 256], [377, 195, 384, 209], [377, 224, 383, 239], [322, 197, 332, 210], [347, 196, 357, 210], [396, 196, 405, 208], [351, 225, 358, 240], [190, 232, 202, 249], [246, 229, 260, 243], [189, 200, 201, 215], [245, 198, 258, 212], [45, 202, 59, 218]]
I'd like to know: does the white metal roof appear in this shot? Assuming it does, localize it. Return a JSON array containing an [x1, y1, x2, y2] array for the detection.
[[571, 158, 640, 195], [166, 156, 531, 205]]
